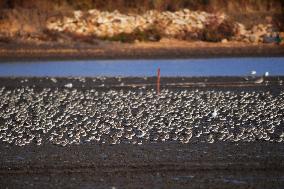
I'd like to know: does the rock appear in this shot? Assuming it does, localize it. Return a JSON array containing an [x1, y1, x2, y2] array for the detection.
[[254, 30, 266, 38], [235, 23, 246, 36], [173, 19, 187, 25], [88, 9, 99, 15], [263, 35, 276, 43], [249, 35, 259, 43], [97, 17, 109, 24], [221, 39, 228, 43], [251, 25, 259, 33], [183, 9, 190, 14], [64, 17, 75, 24], [74, 11, 83, 20], [196, 23, 204, 29], [43, 9, 233, 42], [243, 38, 250, 43], [196, 14, 206, 23]]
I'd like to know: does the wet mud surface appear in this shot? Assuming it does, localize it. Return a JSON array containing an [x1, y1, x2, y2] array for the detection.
[[1, 143, 284, 189], [0, 42, 284, 61], [0, 76, 284, 188]]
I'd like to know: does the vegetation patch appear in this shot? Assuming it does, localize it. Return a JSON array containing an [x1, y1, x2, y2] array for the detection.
[[202, 20, 236, 42], [100, 26, 162, 43]]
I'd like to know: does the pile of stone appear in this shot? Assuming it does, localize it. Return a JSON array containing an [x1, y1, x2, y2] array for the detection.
[[234, 23, 282, 44], [1, 8, 283, 44], [46, 9, 226, 39], [45, 9, 284, 43]]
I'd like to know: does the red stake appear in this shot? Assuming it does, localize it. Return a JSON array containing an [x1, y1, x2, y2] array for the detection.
[[157, 68, 161, 95]]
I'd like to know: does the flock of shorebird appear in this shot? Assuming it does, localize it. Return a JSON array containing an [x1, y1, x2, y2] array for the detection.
[[0, 81, 283, 146]]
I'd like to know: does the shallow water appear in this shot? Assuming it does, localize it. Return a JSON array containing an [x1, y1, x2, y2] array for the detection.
[[0, 57, 283, 77]]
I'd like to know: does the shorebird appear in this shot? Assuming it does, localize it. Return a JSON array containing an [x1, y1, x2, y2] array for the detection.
[[0, 78, 283, 146], [212, 109, 218, 118], [251, 70, 257, 76], [64, 83, 73, 88], [254, 77, 264, 84]]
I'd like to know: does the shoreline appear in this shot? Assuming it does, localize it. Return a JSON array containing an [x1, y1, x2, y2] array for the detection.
[[0, 77, 283, 92], [0, 41, 283, 61]]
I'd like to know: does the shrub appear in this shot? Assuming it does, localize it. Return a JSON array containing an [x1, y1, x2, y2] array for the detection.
[[100, 26, 162, 43], [202, 19, 236, 42]]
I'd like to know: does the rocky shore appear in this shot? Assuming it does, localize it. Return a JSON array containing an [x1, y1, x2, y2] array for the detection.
[[1, 9, 283, 45], [45, 9, 284, 44], [0, 8, 283, 59]]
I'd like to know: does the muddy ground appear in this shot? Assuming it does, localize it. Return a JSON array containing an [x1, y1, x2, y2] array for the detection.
[[0, 142, 284, 189], [0, 41, 284, 61]]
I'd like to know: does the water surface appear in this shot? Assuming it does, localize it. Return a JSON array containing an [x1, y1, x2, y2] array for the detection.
[[0, 57, 283, 77]]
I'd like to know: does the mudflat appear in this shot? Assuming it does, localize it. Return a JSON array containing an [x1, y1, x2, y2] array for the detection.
[[0, 77, 283, 188], [0, 142, 283, 189], [0, 41, 283, 61]]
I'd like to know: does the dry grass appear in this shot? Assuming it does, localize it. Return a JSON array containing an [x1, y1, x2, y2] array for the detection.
[[1, 0, 283, 13]]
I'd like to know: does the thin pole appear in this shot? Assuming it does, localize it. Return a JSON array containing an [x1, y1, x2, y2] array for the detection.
[[157, 68, 160, 95]]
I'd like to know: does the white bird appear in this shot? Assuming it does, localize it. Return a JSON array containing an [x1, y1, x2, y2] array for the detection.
[[212, 109, 218, 118], [50, 78, 57, 83], [254, 77, 264, 84], [64, 83, 73, 88], [251, 70, 257, 75]]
